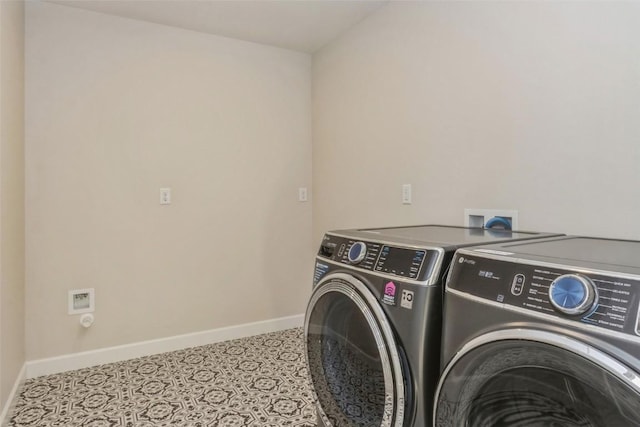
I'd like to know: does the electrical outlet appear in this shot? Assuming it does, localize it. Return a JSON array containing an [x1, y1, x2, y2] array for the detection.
[[298, 187, 308, 202], [402, 184, 412, 205], [160, 188, 171, 205]]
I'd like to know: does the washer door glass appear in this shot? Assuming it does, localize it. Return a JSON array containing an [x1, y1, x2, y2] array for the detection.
[[435, 337, 640, 427], [305, 276, 404, 427]]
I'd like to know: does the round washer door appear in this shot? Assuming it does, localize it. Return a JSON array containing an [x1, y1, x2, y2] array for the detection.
[[305, 273, 405, 427], [434, 329, 640, 427]]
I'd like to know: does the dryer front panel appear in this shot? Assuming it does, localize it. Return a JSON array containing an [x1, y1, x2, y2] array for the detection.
[[305, 273, 406, 427], [434, 330, 640, 427]]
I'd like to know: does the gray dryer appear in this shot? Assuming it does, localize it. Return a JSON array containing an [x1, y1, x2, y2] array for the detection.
[[436, 236, 640, 426]]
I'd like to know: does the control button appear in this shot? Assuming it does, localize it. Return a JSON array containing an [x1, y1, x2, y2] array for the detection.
[[549, 274, 597, 316], [511, 274, 525, 296], [348, 242, 367, 264]]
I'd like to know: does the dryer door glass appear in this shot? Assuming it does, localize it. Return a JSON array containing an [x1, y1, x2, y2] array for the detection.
[[434, 339, 640, 427], [305, 277, 404, 427]]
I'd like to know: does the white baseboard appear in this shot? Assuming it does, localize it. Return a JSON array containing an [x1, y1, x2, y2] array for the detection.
[[0, 363, 26, 426], [26, 314, 304, 379]]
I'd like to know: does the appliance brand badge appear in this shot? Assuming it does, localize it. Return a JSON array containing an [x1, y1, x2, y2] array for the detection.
[[382, 282, 397, 305]]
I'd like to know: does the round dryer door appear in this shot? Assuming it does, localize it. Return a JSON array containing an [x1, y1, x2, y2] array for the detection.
[[304, 273, 406, 427], [434, 329, 640, 427]]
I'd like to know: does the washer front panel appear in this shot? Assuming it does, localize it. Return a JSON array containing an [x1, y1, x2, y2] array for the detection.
[[448, 252, 640, 337], [434, 329, 640, 426], [305, 273, 405, 427]]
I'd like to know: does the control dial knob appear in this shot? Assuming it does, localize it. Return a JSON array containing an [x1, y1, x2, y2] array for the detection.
[[347, 242, 367, 264], [548, 274, 597, 316]]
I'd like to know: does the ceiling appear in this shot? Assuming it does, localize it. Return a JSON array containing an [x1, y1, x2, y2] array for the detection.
[[48, 0, 388, 53]]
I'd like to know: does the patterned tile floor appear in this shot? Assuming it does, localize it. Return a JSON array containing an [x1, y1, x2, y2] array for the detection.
[[8, 328, 317, 427]]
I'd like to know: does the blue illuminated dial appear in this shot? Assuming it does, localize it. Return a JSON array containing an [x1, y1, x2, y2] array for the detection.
[[549, 274, 596, 316], [348, 242, 367, 264]]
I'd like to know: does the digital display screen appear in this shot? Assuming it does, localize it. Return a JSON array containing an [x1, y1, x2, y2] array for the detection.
[[376, 246, 426, 278]]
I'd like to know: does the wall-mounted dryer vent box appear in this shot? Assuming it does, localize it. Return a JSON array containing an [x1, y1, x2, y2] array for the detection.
[[465, 209, 519, 230], [68, 288, 95, 314]]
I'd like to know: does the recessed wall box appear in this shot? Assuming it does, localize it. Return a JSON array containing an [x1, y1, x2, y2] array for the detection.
[[68, 288, 95, 314], [464, 209, 519, 230]]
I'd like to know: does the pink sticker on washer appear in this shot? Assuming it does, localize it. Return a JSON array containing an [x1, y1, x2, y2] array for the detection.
[[382, 281, 397, 305]]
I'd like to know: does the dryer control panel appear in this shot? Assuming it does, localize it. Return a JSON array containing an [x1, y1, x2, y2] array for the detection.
[[448, 252, 640, 337], [317, 233, 440, 283]]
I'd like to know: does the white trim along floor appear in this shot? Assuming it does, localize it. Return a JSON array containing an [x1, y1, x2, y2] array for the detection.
[[26, 315, 304, 379], [8, 328, 315, 426]]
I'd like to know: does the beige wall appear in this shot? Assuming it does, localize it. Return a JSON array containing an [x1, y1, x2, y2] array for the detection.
[[313, 1, 640, 243], [22, 0, 640, 364], [0, 0, 26, 411], [25, 2, 312, 360]]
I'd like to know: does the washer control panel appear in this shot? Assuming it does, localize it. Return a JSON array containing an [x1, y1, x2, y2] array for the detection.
[[448, 252, 640, 337], [317, 233, 438, 282]]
